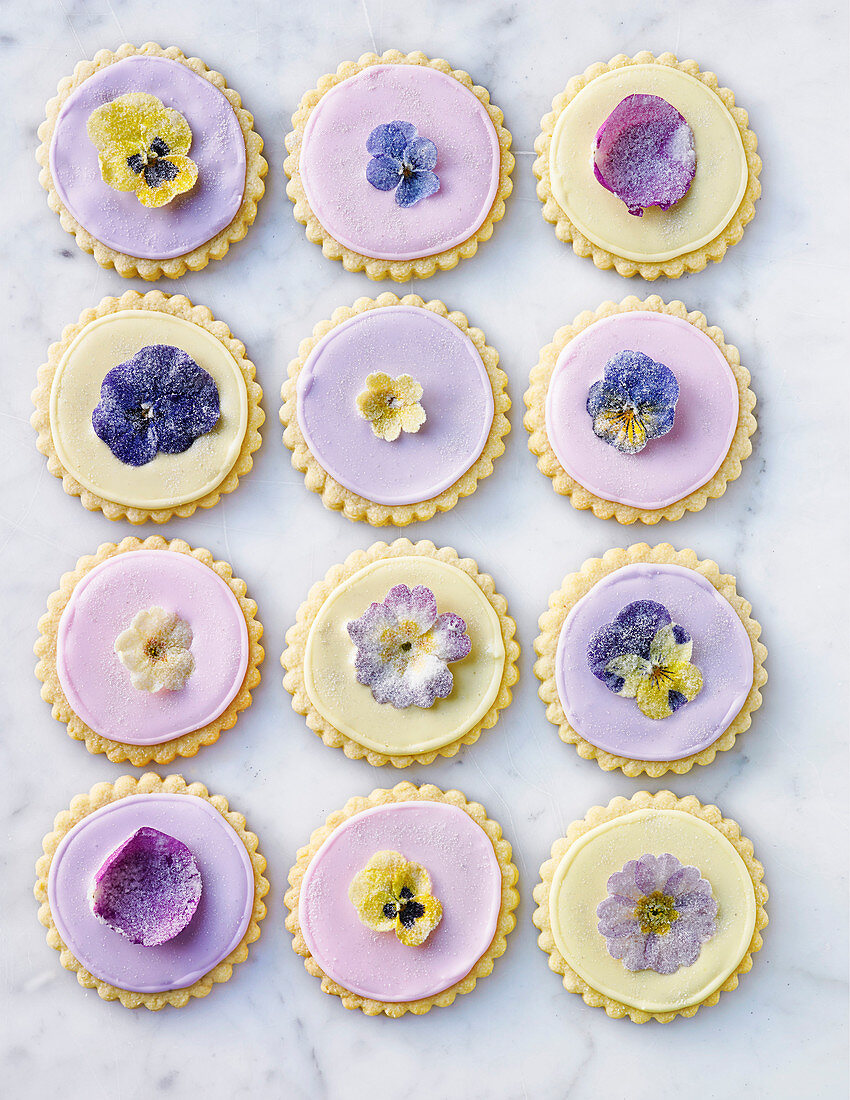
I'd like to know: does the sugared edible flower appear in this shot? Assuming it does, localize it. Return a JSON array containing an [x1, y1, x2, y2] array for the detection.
[[586, 349, 679, 455], [356, 372, 426, 442], [349, 850, 442, 947], [597, 852, 717, 974], [347, 583, 471, 709], [87, 92, 199, 208], [91, 827, 203, 947], [114, 606, 195, 692], [365, 121, 440, 207], [593, 94, 696, 217], [92, 343, 220, 467], [587, 600, 703, 720]]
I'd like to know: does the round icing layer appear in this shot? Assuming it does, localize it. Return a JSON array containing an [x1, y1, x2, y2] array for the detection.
[[545, 312, 739, 509], [556, 563, 753, 761], [298, 802, 502, 1002], [297, 307, 495, 506], [549, 65, 747, 261], [299, 65, 501, 261], [49, 55, 246, 260], [48, 793, 255, 993], [56, 550, 249, 744], [304, 556, 505, 755], [50, 310, 249, 510], [549, 808, 757, 1013]]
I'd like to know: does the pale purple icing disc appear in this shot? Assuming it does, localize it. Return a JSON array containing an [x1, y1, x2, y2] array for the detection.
[[298, 65, 501, 261], [545, 312, 740, 509], [56, 550, 249, 744], [298, 802, 502, 1002], [296, 306, 495, 506], [49, 56, 246, 259], [47, 794, 255, 994], [556, 563, 753, 761]]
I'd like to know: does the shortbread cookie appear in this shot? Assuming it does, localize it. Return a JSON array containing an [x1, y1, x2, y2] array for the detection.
[[285, 782, 518, 1016], [534, 52, 761, 279], [281, 293, 510, 524], [534, 544, 766, 776], [533, 790, 768, 1022], [37, 43, 266, 279], [35, 772, 268, 1010], [524, 296, 756, 524], [285, 50, 513, 280], [35, 537, 263, 765], [32, 290, 264, 524], [282, 539, 519, 767]]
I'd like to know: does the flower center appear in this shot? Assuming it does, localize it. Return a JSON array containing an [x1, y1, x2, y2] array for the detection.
[[143, 633, 168, 661], [634, 890, 680, 935], [127, 136, 180, 189]]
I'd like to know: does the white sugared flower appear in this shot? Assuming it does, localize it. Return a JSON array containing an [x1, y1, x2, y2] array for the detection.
[[114, 606, 195, 692]]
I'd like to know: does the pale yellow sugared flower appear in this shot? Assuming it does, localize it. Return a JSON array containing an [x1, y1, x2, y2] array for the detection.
[[114, 606, 195, 693], [349, 850, 442, 946], [356, 372, 426, 442]]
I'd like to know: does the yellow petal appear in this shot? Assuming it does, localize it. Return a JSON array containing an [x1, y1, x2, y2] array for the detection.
[[365, 372, 393, 394], [668, 660, 704, 702], [396, 894, 443, 946], [636, 677, 674, 720], [357, 391, 388, 421], [87, 92, 168, 150], [392, 860, 431, 899], [147, 107, 193, 156], [398, 403, 426, 434], [393, 375, 424, 404]]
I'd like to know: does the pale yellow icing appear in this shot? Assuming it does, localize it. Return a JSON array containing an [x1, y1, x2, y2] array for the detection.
[[549, 809, 756, 1013], [304, 557, 505, 755], [549, 65, 747, 262], [49, 310, 249, 509]]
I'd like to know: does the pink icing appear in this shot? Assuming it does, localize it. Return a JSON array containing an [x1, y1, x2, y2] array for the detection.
[[299, 65, 501, 261], [49, 56, 246, 260], [56, 550, 249, 744], [545, 312, 739, 509], [298, 802, 502, 1002], [296, 306, 495, 506], [47, 794, 255, 993], [556, 563, 754, 761]]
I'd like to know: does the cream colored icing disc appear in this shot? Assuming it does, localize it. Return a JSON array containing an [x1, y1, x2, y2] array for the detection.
[[49, 310, 249, 509], [549, 809, 756, 1013], [549, 65, 748, 262], [304, 556, 505, 755]]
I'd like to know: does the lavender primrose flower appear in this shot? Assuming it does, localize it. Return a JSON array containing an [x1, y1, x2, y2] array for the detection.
[[91, 827, 202, 947], [597, 852, 717, 974], [347, 583, 471, 709], [587, 600, 703, 720], [587, 350, 679, 455], [365, 121, 440, 208], [593, 94, 696, 217], [92, 343, 220, 467]]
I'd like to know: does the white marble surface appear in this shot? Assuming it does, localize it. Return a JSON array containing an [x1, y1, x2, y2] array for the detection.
[[1, 1, 847, 1097]]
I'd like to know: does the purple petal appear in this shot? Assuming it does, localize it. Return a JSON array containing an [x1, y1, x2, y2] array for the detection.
[[587, 600, 672, 684], [366, 154, 402, 191], [91, 827, 202, 947], [429, 613, 471, 663], [366, 121, 417, 159], [404, 136, 437, 172], [633, 853, 665, 895], [594, 94, 696, 216], [395, 170, 441, 208], [382, 584, 438, 634], [604, 863, 643, 901]]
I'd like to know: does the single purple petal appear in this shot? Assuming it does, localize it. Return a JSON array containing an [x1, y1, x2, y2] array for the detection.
[[633, 853, 665, 895], [594, 94, 696, 216], [91, 827, 202, 947], [429, 612, 471, 662], [605, 863, 643, 901], [382, 584, 438, 634], [366, 121, 418, 159], [404, 136, 437, 172], [395, 170, 441, 208], [366, 154, 402, 191]]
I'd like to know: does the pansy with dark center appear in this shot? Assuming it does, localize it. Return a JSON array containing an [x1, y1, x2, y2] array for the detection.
[[587, 599, 703, 720], [347, 583, 471, 709], [91, 827, 203, 947], [349, 850, 442, 947], [586, 349, 679, 455], [92, 344, 220, 467], [597, 852, 717, 974], [593, 94, 696, 217], [365, 121, 441, 208]]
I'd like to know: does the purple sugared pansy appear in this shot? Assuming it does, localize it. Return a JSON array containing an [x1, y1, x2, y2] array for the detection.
[[597, 852, 717, 974], [593, 94, 696, 217], [91, 827, 202, 947], [587, 349, 679, 455], [587, 600, 703, 720], [91, 343, 220, 467], [365, 121, 440, 208], [347, 583, 471, 709]]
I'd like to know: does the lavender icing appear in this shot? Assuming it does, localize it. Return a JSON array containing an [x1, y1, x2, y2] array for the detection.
[[297, 306, 495, 506], [49, 56, 246, 259]]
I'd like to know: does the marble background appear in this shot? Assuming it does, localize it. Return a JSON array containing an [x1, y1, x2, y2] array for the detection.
[[1, 1, 847, 1097]]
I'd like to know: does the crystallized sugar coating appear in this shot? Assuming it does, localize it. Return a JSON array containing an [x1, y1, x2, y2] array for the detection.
[[91, 827, 202, 946]]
